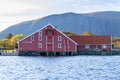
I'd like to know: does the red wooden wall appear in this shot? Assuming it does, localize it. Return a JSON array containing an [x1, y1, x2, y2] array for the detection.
[[18, 24, 77, 52]]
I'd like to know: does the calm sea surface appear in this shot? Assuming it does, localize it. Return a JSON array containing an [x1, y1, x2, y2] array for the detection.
[[0, 56, 120, 80]]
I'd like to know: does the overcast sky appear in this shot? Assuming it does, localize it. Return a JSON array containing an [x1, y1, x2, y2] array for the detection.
[[0, 0, 120, 32]]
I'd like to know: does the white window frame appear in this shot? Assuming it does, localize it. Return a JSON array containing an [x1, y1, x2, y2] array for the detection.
[[38, 43, 42, 48], [58, 43, 62, 48], [58, 36, 62, 41], [31, 35, 34, 41], [38, 31, 42, 41], [103, 45, 107, 49], [85, 45, 90, 49]]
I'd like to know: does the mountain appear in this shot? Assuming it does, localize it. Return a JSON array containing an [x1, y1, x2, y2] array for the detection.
[[0, 11, 120, 39], [86, 11, 120, 20]]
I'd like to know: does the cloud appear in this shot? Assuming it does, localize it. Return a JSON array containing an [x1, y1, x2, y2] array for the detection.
[[0, 0, 120, 31], [0, 1, 38, 16], [1, 0, 120, 17]]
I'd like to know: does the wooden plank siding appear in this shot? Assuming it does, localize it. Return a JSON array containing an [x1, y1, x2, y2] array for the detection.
[[69, 36, 112, 51], [18, 24, 78, 53]]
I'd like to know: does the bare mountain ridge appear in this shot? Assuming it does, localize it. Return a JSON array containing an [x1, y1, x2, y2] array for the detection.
[[0, 11, 120, 39]]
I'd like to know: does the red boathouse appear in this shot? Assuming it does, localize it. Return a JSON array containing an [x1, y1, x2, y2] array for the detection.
[[18, 24, 78, 56], [18, 24, 112, 56]]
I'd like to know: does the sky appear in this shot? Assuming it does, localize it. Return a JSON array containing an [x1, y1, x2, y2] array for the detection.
[[0, 0, 120, 32]]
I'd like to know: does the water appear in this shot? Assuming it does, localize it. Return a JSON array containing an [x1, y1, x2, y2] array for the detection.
[[0, 56, 120, 80]]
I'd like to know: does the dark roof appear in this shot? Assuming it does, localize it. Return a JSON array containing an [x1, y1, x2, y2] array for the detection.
[[69, 36, 111, 45]]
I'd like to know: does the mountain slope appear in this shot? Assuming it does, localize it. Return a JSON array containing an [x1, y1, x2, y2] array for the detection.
[[86, 11, 120, 20], [0, 11, 120, 39]]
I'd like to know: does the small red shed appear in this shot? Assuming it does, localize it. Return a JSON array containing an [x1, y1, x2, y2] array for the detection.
[[18, 24, 78, 55], [69, 36, 112, 51]]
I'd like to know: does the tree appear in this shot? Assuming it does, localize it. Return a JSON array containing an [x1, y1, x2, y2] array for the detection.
[[82, 32, 94, 36], [10, 34, 25, 48], [6, 33, 14, 39], [0, 40, 4, 50], [62, 31, 80, 36], [0, 39, 12, 50], [0, 34, 25, 50]]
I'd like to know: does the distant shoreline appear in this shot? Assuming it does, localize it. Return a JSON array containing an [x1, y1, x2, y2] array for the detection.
[[0, 50, 120, 56]]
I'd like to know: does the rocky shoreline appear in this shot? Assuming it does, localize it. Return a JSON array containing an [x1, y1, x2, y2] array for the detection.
[[0, 52, 18, 56], [0, 50, 120, 56]]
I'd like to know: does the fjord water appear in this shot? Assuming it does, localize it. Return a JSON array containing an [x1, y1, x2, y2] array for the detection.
[[0, 56, 120, 80]]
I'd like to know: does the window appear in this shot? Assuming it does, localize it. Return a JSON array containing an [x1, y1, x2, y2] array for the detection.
[[39, 31, 42, 35], [103, 45, 107, 49], [38, 31, 42, 41], [58, 36, 62, 41], [39, 36, 42, 41], [46, 30, 54, 35], [58, 43, 62, 48], [38, 43, 42, 48], [85, 45, 90, 49], [31, 36, 34, 41]]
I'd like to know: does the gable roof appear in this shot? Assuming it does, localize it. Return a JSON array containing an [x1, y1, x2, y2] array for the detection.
[[54, 26, 78, 45], [69, 36, 111, 45], [18, 23, 78, 45], [18, 23, 51, 43]]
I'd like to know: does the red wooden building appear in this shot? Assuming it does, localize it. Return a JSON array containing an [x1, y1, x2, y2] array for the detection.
[[18, 24, 78, 56], [18, 24, 112, 56], [69, 36, 112, 51]]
